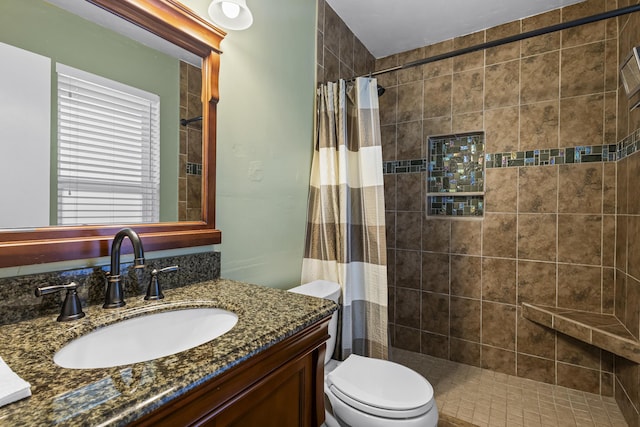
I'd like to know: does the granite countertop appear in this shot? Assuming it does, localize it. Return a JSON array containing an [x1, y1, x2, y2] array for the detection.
[[0, 279, 337, 426]]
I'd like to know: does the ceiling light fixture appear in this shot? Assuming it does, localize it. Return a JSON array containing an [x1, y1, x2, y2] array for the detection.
[[208, 0, 253, 31]]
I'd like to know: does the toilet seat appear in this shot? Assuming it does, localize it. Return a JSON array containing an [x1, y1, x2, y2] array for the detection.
[[326, 355, 434, 419]]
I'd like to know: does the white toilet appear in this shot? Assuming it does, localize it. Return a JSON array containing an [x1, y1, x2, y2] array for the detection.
[[289, 280, 438, 427]]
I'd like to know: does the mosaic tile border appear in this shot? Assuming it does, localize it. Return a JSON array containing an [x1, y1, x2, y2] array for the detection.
[[187, 162, 202, 175], [618, 128, 640, 161], [486, 144, 617, 168], [383, 159, 427, 174], [428, 132, 485, 193], [428, 195, 484, 217], [383, 130, 640, 174]]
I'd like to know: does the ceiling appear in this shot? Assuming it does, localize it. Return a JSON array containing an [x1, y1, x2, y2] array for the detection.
[[326, 0, 586, 58], [49, 0, 587, 61]]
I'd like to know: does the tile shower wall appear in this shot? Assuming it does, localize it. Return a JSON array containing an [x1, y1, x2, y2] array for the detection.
[[316, 0, 375, 84], [179, 61, 203, 221], [381, 0, 622, 399], [615, 2, 640, 425], [316, 0, 640, 422]]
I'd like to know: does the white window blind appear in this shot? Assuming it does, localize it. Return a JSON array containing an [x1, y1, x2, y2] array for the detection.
[[56, 64, 160, 225]]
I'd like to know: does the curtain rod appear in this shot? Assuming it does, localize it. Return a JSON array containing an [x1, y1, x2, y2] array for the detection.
[[361, 3, 640, 79]]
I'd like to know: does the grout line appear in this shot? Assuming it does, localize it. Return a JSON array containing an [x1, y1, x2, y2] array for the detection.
[[480, 33, 486, 364], [555, 18, 562, 382], [515, 36, 522, 381]]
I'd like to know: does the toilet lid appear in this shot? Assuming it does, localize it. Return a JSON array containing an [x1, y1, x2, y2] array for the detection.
[[326, 354, 434, 418]]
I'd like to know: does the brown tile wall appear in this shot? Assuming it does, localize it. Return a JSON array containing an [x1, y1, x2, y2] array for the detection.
[[381, 0, 622, 398], [615, 1, 640, 424], [315, 0, 640, 421], [316, 0, 375, 84], [179, 62, 203, 221]]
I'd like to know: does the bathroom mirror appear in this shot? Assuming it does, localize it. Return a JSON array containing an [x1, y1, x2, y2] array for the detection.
[[0, 0, 224, 267]]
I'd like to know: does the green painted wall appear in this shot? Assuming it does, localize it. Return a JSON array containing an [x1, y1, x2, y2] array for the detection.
[[0, 0, 180, 223], [183, 0, 318, 289], [0, 0, 317, 285]]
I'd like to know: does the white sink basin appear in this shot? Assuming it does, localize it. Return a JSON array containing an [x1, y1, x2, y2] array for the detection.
[[54, 308, 238, 369]]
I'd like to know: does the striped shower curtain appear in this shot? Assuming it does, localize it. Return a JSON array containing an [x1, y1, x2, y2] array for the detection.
[[301, 78, 388, 360]]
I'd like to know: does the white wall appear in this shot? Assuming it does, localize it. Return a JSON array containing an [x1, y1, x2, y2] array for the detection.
[[210, 0, 317, 289]]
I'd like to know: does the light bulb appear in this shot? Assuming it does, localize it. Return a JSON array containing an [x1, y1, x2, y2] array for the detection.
[[208, 0, 253, 30], [221, 2, 241, 19]]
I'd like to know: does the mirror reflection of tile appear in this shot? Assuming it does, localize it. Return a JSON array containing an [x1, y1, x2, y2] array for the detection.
[[179, 61, 204, 222]]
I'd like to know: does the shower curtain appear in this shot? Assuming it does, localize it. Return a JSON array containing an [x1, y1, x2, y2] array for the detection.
[[301, 78, 388, 360]]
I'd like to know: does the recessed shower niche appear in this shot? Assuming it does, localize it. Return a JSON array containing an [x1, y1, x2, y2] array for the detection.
[[426, 132, 485, 217]]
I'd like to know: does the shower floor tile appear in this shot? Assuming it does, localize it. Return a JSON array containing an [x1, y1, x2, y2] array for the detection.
[[390, 348, 628, 427]]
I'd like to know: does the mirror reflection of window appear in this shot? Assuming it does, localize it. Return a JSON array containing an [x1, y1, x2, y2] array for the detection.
[[1, 0, 195, 228], [56, 64, 160, 225]]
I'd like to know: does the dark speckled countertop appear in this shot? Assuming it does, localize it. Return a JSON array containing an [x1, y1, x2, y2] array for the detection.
[[0, 279, 337, 426]]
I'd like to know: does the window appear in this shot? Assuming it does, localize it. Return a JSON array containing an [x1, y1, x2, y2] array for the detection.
[[56, 64, 160, 225]]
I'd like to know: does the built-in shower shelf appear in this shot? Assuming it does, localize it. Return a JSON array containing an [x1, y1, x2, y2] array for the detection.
[[522, 303, 640, 363]]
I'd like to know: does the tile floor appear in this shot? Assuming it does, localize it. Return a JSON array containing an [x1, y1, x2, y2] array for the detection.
[[391, 348, 629, 427]]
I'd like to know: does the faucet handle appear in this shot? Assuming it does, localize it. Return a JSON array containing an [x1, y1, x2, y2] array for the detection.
[[35, 282, 86, 322], [145, 266, 179, 301]]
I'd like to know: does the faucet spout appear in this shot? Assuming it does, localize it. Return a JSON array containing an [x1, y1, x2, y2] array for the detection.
[[104, 228, 145, 309]]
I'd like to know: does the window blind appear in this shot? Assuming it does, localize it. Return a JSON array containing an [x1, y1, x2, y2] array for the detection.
[[56, 64, 160, 225]]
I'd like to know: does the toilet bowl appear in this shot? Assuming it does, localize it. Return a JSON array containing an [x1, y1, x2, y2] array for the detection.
[[289, 280, 438, 427]]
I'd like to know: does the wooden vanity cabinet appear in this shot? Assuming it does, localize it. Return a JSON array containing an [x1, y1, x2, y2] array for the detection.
[[131, 316, 330, 427]]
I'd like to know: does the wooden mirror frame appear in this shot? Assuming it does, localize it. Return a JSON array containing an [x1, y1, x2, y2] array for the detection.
[[0, 0, 224, 268]]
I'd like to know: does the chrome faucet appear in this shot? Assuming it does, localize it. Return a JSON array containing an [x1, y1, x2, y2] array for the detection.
[[104, 228, 145, 309]]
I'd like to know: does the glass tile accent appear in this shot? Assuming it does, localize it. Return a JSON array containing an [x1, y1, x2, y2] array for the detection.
[[186, 162, 202, 175], [428, 195, 483, 217], [426, 132, 485, 217], [427, 132, 485, 193], [483, 141, 633, 169], [383, 159, 427, 174], [382, 129, 640, 175], [618, 128, 640, 161]]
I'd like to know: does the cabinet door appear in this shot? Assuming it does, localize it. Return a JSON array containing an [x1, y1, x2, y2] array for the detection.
[[204, 354, 315, 427], [130, 318, 330, 427]]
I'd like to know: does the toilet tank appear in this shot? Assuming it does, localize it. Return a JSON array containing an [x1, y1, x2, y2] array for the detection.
[[288, 280, 341, 364]]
